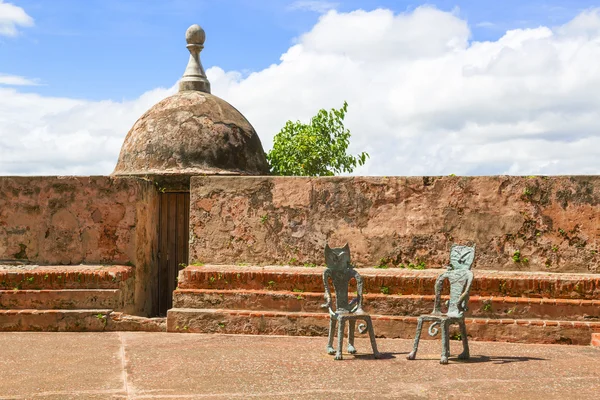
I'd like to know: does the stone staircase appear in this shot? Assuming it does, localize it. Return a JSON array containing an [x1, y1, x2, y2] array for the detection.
[[167, 265, 600, 345], [0, 264, 164, 331]]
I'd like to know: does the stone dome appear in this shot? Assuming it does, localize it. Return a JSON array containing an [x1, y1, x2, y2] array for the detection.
[[113, 90, 269, 176], [112, 24, 269, 177]]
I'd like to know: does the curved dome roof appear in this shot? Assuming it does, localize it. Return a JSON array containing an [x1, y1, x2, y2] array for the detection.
[[113, 90, 269, 176], [112, 24, 269, 177]]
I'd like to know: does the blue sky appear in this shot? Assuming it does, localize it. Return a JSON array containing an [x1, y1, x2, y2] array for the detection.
[[2, 1, 600, 176], [2, 0, 598, 101]]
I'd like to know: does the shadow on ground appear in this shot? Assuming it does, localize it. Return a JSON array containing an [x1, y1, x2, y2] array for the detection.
[[455, 355, 546, 364], [340, 352, 544, 363], [347, 352, 405, 360]]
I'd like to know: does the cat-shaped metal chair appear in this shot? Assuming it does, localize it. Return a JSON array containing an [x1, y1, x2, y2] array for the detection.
[[322, 243, 381, 360], [407, 244, 475, 364]]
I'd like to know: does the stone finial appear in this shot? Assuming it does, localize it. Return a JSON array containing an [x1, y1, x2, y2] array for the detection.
[[179, 24, 211, 93]]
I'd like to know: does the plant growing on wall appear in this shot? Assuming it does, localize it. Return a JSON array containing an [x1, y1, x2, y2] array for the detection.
[[266, 101, 369, 176]]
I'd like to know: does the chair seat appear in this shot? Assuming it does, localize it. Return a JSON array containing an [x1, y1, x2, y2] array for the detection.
[[419, 312, 464, 322], [331, 309, 370, 320]]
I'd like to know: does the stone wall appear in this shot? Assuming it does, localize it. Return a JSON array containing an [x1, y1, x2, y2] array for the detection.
[[0, 176, 159, 315], [189, 176, 600, 273]]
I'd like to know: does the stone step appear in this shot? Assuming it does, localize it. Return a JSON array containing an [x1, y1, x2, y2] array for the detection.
[[166, 308, 600, 345], [0, 265, 133, 290], [592, 333, 600, 347], [107, 312, 166, 332], [0, 289, 123, 310], [173, 289, 600, 322], [0, 309, 113, 332], [178, 265, 600, 300], [0, 309, 166, 332]]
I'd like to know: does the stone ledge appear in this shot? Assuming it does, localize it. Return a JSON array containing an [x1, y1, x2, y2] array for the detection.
[[172, 289, 600, 321], [166, 308, 600, 345], [0, 309, 113, 332], [0, 289, 122, 310], [0, 309, 166, 332], [0, 265, 133, 290], [108, 312, 166, 332], [178, 265, 600, 299]]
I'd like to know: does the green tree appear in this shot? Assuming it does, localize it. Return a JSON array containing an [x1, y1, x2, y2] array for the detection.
[[266, 101, 369, 176]]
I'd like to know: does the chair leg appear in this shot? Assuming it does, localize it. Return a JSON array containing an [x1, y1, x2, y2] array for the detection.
[[407, 317, 424, 360], [327, 318, 336, 355], [440, 320, 450, 364], [348, 320, 357, 354], [458, 320, 470, 360], [364, 317, 381, 359], [335, 318, 345, 360]]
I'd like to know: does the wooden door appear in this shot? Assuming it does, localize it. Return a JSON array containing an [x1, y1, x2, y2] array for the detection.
[[158, 192, 190, 316]]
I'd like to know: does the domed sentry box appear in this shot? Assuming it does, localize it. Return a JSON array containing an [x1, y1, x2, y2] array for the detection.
[[113, 24, 270, 316]]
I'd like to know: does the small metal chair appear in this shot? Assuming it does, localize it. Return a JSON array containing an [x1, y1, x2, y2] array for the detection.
[[407, 244, 475, 364], [322, 243, 381, 360]]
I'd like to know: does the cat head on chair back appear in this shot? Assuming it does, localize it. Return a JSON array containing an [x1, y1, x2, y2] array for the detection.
[[324, 243, 352, 270], [449, 244, 475, 270]]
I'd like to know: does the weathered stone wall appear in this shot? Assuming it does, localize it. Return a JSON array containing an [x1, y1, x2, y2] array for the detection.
[[0, 176, 159, 315], [189, 176, 600, 273]]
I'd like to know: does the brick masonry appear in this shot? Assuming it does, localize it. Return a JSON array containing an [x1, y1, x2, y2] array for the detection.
[[167, 308, 600, 345], [189, 176, 600, 273], [0, 265, 166, 332], [169, 264, 600, 344], [173, 289, 600, 321], [0, 176, 160, 315], [2, 174, 599, 334], [178, 265, 600, 299], [0, 309, 166, 332], [0, 265, 134, 311], [0, 289, 122, 310], [0, 265, 133, 290]]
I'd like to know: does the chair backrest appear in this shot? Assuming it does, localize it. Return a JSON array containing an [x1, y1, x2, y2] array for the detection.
[[434, 244, 475, 317], [323, 244, 363, 313]]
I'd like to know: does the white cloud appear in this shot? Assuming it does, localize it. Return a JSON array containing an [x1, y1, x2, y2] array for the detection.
[[288, 1, 338, 14], [0, 0, 34, 36], [0, 73, 39, 85], [2, 6, 600, 176], [210, 6, 600, 176], [0, 85, 176, 175]]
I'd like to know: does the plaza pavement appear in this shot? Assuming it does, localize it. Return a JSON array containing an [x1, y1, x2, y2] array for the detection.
[[0, 332, 598, 399]]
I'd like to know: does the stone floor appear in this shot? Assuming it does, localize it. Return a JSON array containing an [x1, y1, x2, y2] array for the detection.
[[0, 332, 598, 399]]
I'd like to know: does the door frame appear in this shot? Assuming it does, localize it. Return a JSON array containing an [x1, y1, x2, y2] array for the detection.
[[157, 191, 190, 316]]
